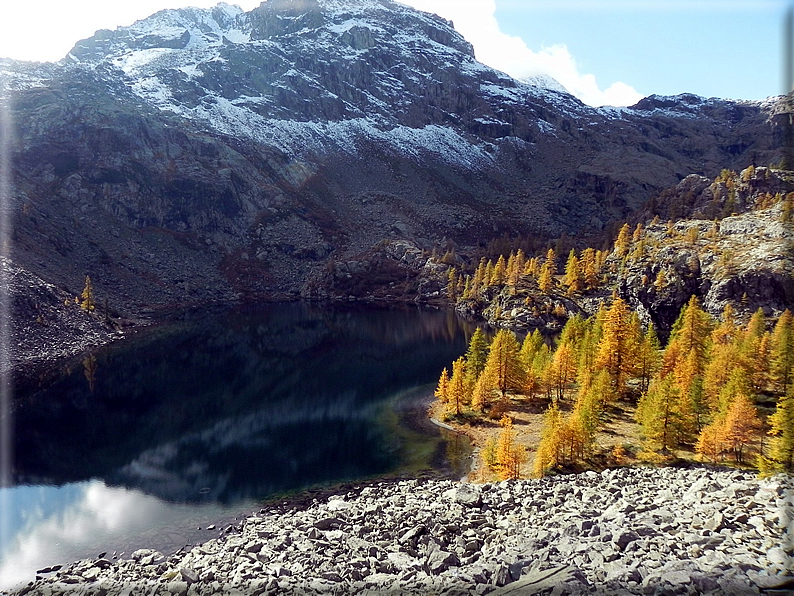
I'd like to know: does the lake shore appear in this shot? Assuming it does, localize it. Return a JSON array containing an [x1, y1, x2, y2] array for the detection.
[[10, 466, 792, 595]]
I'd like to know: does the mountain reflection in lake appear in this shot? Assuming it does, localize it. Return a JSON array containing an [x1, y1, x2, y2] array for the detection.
[[2, 303, 475, 589]]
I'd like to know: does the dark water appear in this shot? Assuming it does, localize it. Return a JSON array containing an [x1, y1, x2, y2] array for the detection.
[[1, 303, 475, 589]]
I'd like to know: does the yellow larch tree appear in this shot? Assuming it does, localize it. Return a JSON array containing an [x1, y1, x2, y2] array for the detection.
[[771, 310, 794, 395]]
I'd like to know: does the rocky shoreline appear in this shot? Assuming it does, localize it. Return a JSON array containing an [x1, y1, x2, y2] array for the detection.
[[9, 466, 792, 595]]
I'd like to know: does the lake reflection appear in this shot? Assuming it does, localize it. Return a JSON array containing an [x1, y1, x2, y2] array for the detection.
[[3, 303, 475, 589]]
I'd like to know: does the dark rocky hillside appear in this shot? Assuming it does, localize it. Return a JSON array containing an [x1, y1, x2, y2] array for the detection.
[[1, 0, 791, 366]]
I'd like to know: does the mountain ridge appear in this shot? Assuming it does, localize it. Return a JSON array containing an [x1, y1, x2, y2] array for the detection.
[[1, 0, 790, 369]]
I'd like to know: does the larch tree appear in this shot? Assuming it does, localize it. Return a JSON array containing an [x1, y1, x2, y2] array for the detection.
[[79, 275, 95, 312], [550, 342, 576, 402], [614, 223, 631, 258], [667, 296, 713, 373], [446, 357, 468, 417], [563, 250, 583, 295], [491, 255, 507, 286], [434, 367, 450, 404], [496, 415, 525, 480], [771, 310, 794, 395], [636, 373, 681, 453], [635, 323, 661, 395], [538, 248, 557, 293], [465, 327, 489, 388], [483, 329, 525, 397], [579, 247, 599, 290], [533, 402, 564, 477], [594, 296, 636, 399], [721, 392, 762, 465], [447, 267, 458, 302], [762, 385, 794, 473], [471, 374, 493, 413]]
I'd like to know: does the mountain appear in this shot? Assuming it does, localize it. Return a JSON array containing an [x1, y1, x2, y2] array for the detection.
[[1, 0, 790, 366]]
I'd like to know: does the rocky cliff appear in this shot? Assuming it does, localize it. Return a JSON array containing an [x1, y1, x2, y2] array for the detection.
[[0, 0, 790, 362]]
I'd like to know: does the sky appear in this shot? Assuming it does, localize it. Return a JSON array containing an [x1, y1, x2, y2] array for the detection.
[[0, 0, 788, 106]]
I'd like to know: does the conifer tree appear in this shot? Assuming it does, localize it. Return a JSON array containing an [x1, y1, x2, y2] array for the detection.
[[533, 402, 563, 477], [771, 310, 794, 395], [579, 247, 599, 290], [483, 329, 525, 397], [635, 323, 661, 395], [520, 329, 545, 369], [721, 392, 761, 465], [764, 386, 794, 472], [484, 260, 495, 288], [491, 255, 507, 286], [670, 296, 713, 360], [447, 267, 458, 302], [79, 275, 95, 311], [636, 374, 680, 453], [471, 375, 492, 413], [739, 309, 770, 392], [471, 258, 487, 296], [496, 415, 525, 480], [563, 249, 583, 295], [508, 249, 526, 287], [465, 327, 489, 387], [550, 343, 576, 402], [594, 296, 636, 399], [538, 249, 556, 293], [696, 421, 724, 464], [614, 223, 631, 258], [632, 222, 644, 243], [446, 357, 468, 417], [434, 367, 450, 404]]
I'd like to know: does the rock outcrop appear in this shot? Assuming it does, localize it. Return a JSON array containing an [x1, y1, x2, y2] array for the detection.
[[12, 467, 793, 595]]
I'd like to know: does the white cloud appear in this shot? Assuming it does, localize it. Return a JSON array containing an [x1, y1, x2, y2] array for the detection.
[[401, 0, 644, 106]]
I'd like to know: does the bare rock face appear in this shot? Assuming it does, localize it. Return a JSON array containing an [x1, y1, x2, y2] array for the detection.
[[0, 0, 788, 334]]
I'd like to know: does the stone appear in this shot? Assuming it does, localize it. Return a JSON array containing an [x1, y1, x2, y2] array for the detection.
[[426, 549, 459, 575], [179, 567, 199, 584], [454, 485, 482, 508]]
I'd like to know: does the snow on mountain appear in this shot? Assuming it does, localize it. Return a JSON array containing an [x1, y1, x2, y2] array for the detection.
[[55, 0, 594, 166]]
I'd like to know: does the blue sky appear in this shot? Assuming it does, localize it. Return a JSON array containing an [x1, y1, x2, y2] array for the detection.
[[0, 0, 788, 106], [492, 0, 786, 101]]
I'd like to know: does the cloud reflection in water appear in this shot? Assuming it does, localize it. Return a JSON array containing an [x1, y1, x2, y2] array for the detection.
[[0, 481, 252, 591]]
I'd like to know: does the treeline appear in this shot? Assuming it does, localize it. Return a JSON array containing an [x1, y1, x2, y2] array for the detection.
[[442, 166, 794, 308], [434, 297, 794, 479]]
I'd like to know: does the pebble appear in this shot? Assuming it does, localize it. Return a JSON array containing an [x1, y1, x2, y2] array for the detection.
[[9, 468, 793, 595]]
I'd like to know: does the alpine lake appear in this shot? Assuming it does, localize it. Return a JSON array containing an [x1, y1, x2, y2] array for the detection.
[[1, 302, 476, 590]]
